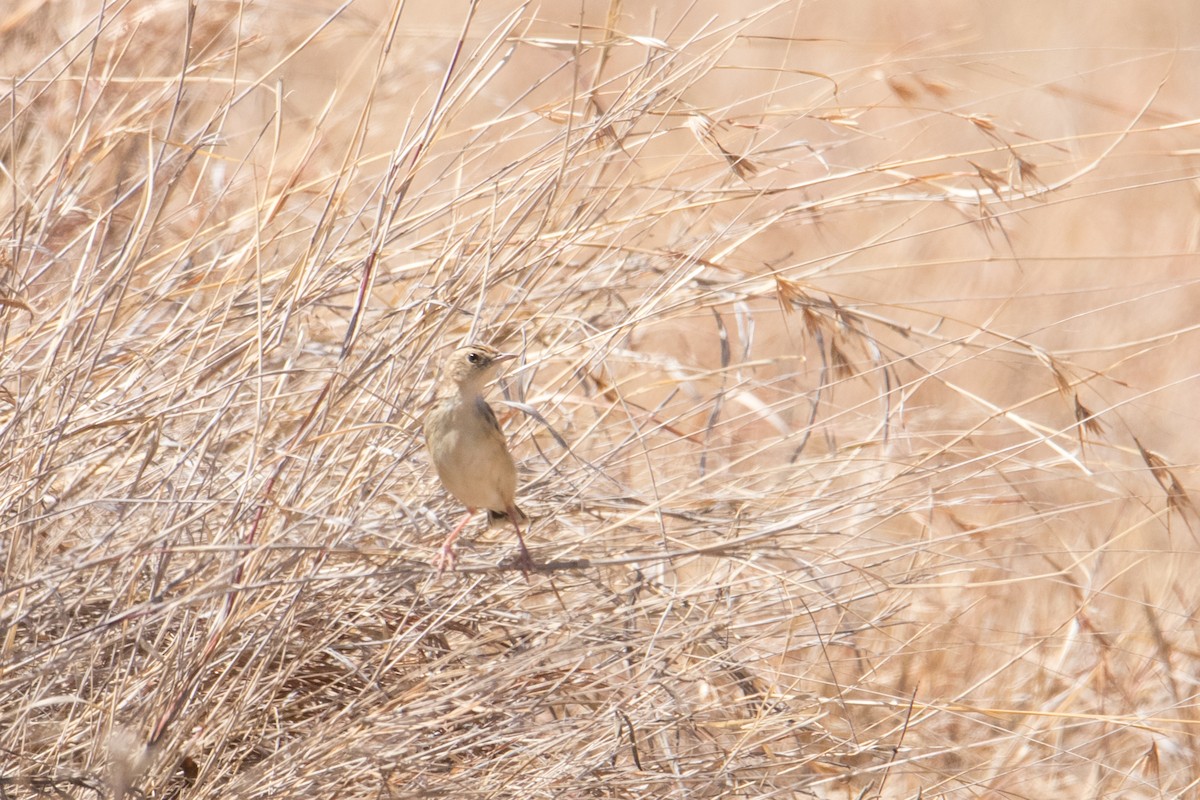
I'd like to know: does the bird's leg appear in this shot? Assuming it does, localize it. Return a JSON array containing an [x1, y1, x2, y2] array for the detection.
[[435, 508, 475, 573], [506, 503, 535, 577]]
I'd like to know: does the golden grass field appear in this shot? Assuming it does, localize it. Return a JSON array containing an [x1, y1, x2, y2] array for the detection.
[[2, 0, 1199, 797]]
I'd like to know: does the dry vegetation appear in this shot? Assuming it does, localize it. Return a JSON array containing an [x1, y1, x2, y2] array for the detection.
[[2, 1, 1199, 797]]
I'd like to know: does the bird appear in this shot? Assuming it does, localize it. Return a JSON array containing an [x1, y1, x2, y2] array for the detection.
[[422, 343, 533, 574]]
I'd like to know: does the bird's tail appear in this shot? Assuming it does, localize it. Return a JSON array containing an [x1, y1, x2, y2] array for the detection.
[[487, 505, 529, 527]]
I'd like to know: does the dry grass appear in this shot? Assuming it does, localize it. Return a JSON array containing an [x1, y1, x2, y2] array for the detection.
[[2, 1, 1199, 797]]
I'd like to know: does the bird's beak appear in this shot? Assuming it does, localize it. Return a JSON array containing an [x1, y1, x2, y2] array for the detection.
[[493, 352, 517, 363]]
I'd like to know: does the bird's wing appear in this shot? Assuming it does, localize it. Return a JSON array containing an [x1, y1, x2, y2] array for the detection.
[[476, 396, 507, 442]]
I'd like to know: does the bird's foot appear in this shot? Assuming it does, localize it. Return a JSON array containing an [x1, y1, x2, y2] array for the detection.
[[433, 542, 458, 574], [500, 547, 537, 577]]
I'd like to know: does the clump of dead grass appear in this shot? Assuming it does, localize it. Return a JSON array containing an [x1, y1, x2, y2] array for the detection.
[[1, 1, 1199, 798]]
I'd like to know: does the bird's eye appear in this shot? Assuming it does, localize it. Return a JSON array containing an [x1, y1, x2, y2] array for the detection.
[[467, 352, 481, 364]]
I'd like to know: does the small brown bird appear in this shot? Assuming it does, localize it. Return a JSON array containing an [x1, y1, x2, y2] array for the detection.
[[423, 344, 533, 573]]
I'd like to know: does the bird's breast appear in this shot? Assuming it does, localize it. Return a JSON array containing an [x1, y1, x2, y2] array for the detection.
[[424, 395, 517, 512]]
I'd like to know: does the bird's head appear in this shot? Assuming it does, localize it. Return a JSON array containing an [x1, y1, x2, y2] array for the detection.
[[443, 344, 515, 392]]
